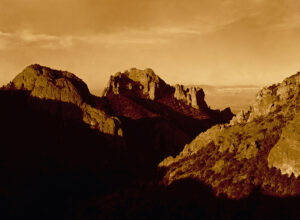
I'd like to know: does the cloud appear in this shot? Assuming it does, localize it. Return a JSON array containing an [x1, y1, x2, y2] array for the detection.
[[0, 26, 210, 50], [72, 25, 219, 47], [0, 31, 11, 49], [18, 30, 58, 43], [0, 30, 74, 50]]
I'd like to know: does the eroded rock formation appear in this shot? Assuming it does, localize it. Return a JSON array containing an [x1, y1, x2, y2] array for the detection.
[[103, 68, 211, 111], [230, 72, 300, 125], [103, 68, 171, 100], [174, 85, 207, 109]]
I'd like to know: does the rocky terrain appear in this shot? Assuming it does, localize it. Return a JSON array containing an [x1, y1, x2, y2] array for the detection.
[[159, 72, 300, 199], [1, 64, 299, 219]]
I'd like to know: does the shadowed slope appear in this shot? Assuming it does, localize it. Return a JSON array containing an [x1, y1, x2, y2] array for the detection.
[[0, 89, 130, 219]]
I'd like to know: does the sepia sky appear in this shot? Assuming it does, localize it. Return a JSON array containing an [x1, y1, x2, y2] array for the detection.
[[1, 0, 300, 89]]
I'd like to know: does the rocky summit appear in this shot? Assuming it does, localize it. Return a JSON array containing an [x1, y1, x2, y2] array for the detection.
[[102, 67, 232, 121], [103, 68, 171, 100], [103, 67, 210, 110], [174, 84, 207, 109], [159, 72, 300, 199], [100, 67, 234, 167], [5, 64, 123, 136], [103, 67, 206, 109]]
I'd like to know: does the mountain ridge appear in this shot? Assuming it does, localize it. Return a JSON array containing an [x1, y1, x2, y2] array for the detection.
[[102, 67, 233, 121], [0, 64, 299, 219], [4, 64, 123, 136], [159, 71, 300, 199], [2, 64, 234, 171]]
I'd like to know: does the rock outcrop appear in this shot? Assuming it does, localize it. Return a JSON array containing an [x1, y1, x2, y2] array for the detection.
[[268, 114, 300, 177], [103, 68, 210, 111], [99, 67, 234, 167], [102, 68, 232, 122], [159, 72, 300, 199], [230, 72, 300, 125], [174, 85, 207, 109], [103, 68, 171, 100], [6, 64, 123, 136]]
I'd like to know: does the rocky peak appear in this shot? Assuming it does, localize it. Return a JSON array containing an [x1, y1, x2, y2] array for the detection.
[[6, 64, 123, 136], [174, 85, 207, 109], [230, 72, 300, 125], [103, 68, 171, 100], [103, 68, 214, 111], [9, 64, 91, 105]]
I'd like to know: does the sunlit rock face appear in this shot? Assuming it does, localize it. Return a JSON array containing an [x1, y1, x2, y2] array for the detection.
[[6, 64, 123, 136], [174, 85, 207, 109], [159, 72, 300, 199], [268, 114, 300, 177], [103, 68, 171, 101], [103, 68, 210, 111], [231, 72, 300, 125], [11, 64, 90, 105]]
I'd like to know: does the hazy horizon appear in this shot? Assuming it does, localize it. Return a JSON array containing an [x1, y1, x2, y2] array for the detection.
[[1, 0, 300, 89]]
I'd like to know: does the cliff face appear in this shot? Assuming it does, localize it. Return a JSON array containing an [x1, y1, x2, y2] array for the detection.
[[11, 64, 90, 105], [159, 72, 300, 199], [103, 68, 209, 111], [6, 64, 123, 136], [174, 85, 207, 109], [268, 114, 300, 177], [230, 72, 300, 125], [102, 68, 231, 121], [103, 68, 171, 100]]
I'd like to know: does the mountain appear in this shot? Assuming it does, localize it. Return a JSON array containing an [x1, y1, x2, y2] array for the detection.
[[96, 67, 234, 168], [2, 64, 234, 171], [0, 64, 235, 219], [92, 84, 261, 114], [102, 67, 232, 120], [2, 64, 299, 219], [6, 64, 123, 136], [159, 72, 300, 199]]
